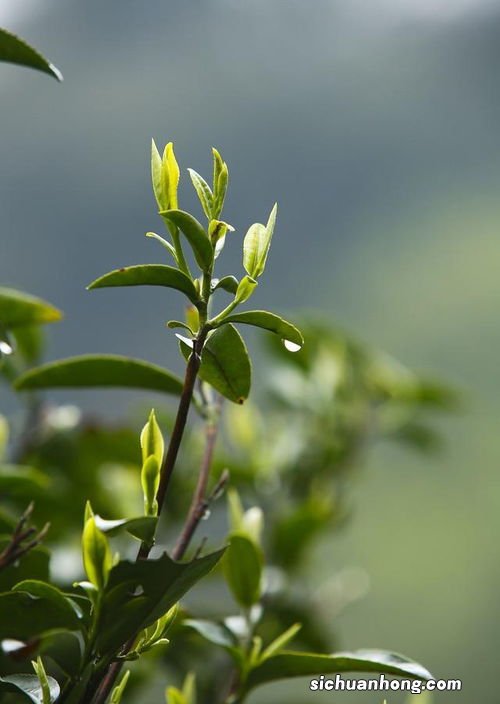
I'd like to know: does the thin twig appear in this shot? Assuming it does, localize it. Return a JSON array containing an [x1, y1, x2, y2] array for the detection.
[[0, 502, 49, 572], [173, 395, 225, 561]]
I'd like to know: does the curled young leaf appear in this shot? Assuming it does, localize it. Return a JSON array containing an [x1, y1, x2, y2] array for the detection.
[[223, 532, 263, 608], [243, 204, 277, 279], [141, 455, 160, 517], [140, 410, 164, 467], [82, 517, 113, 590], [188, 168, 213, 219]]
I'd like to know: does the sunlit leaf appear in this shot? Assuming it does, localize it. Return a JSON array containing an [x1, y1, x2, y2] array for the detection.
[[87, 264, 199, 305], [0, 288, 62, 328], [221, 310, 303, 349], [160, 210, 213, 272], [15, 355, 183, 396], [0, 672, 60, 704], [223, 532, 262, 608], [244, 649, 432, 693]]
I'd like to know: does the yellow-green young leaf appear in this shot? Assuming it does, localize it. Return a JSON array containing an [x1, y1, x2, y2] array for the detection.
[[140, 410, 164, 467], [84, 500, 94, 525], [188, 169, 213, 219], [32, 657, 52, 704], [0, 287, 62, 328], [151, 139, 166, 210], [182, 673, 196, 704], [185, 306, 200, 334], [234, 276, 257, 305], [223, 532, 263, 608], [0, 416, 8, 461], [82, 517, 112, 590], [166, 688, 187, 704], [261, 623, 302, 660], [243, 204, 277, 278], [212, 148, 224, 190], [227, 488, 244, 532], [141, 455, 160, 516], [164, 142, 180, 210], [110, 670, 130, 704]]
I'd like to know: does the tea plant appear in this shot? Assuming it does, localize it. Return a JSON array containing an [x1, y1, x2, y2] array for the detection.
[[0, 141, 455, 704]]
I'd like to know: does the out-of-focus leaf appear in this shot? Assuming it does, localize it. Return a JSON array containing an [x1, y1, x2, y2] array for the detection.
[[0, 672, 60, 704], [183, 619, 238, 650], [96, 548, 225, 655], [0, 465, 49, 496], [0, 288, 62, 328], [87, 265, 199, 305], [0, 543, 49, 592], [12, 326, 44, 364], [0, 27, 62, 81], [15, 355, 183, 396], [244, 649, 432, 693], [223, 532, 262, 608], [179, 325, 251, 404], [222, 310, 303, 349], [160, 210, 213, 272]]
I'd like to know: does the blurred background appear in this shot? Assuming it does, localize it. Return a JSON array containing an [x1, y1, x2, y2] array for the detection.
[[1, 0, 499, 701]]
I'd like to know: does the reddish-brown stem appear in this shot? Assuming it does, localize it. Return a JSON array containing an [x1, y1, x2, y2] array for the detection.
[[173, 395, 224, 561]]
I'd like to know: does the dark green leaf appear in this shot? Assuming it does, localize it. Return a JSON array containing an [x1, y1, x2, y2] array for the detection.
[[223, 532, 262, 608], [0, 465, 49, 496], [212, 276, 239, 295], [0, 27, 62, 81], [244, 650, 432, 693], [160, 210, 213, 272], [0, 288, 62, 328], [179, 325, 251, 404], [0, 673, 60, 704], [222, 310, 303, 349], [87, 264, 199, 305], [96, 548, 225, 655], [15, 355, 183, 396], [0, 589, 81, 640], [13, 581, 82, 626]]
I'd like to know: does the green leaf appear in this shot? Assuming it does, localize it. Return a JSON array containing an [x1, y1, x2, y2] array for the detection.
[[188, 169, 213, 219], [12, 581, 82, 626], [212, 149, 228, 219], [0, 589, 80, 640], [93, 515, 158, 544], [87, 264, 199, 305], [31, 657, 52, 704], [244, 649, 432, 693], [243, 204, 277, 278], [146, 232, 179, 263], [0, 464, 49, 496], [0, 287, 62, 328], [0, 673, 60, 704], [110, 670, 130, 704], [212, 276, 239, 295], [261, 623, 302, 660], [223, 532, 263, 608], [0, 27, 62, 81], [15, 354, 184, 396], [160, 210, 213, 272], [151, 141, 179, 211], [96, 548, 225, 656], [141, 455, 160, 517], [140, 409, 164, 466], [179, 325, 251, 404], [82, 517, 112, 590], [234, 276, 257, 305], [221, 310, 303, 350]]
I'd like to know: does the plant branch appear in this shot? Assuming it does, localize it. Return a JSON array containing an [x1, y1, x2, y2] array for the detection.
[[173, 394, 225, 561], [0, 502, 49, 572]]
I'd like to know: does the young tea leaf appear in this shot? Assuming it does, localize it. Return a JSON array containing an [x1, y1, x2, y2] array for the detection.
[[221, 310, 303, 349], [88, 264, 199, 305], [223, 532, 263, 608], [160, 210, 213, 272], [82, 517, 113, 590], [0, 287, 62, 328]]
